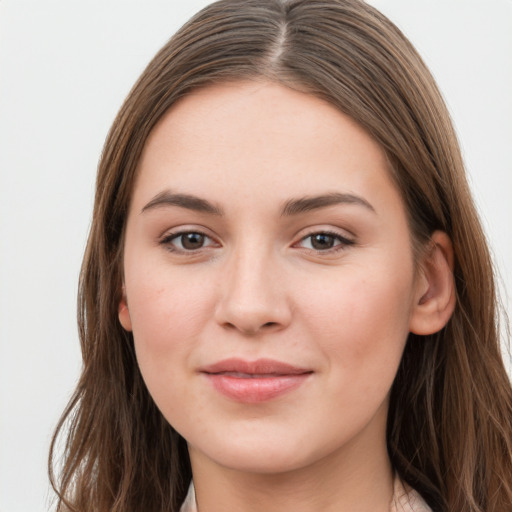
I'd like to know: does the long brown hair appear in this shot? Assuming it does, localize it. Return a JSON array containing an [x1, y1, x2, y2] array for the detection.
[[49, 1, 512, 510]]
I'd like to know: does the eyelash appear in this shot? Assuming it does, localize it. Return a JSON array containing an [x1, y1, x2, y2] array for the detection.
[[295, 230, 355, 253], [159, 231, 217, 253], [159, 229, 355, 254]]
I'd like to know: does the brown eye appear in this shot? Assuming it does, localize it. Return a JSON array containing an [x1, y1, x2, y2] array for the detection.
[[180, 232, 205, 250], [297, 231, 354, 252], [161, 231, 216, 252], [310, 233, 337, 250]]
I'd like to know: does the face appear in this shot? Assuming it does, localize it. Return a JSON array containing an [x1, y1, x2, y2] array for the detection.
[[120, 81, 427, 476]]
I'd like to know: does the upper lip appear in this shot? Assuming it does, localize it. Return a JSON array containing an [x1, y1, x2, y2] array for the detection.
[[200, 358, 312, 376]]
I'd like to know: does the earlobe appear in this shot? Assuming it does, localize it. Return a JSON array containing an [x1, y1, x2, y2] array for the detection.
[[409, 231, 456, 335], [118, 285, 133, 332]]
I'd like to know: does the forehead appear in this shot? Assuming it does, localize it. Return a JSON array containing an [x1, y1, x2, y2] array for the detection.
[[132, 80, 401, 217]]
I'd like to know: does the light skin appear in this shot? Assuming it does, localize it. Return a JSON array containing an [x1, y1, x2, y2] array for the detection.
[[119, 81, 455, 512]]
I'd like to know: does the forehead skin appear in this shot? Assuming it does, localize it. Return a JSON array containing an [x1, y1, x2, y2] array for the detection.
[[132, 80, 400, 224]]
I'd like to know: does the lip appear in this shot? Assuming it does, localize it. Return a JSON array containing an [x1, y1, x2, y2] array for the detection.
[[200, 358, 313, 403]]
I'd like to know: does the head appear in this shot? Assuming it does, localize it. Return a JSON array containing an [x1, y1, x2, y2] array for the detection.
[[51, 1, 511, 511]]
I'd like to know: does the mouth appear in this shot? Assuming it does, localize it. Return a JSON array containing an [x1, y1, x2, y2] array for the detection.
[[200, 358, 313, 403]]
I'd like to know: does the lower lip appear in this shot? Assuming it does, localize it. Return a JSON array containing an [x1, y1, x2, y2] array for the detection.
[[204, 373, 311, 403]]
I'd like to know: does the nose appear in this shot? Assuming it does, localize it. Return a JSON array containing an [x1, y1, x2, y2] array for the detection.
[[214, 245, 292, 336]]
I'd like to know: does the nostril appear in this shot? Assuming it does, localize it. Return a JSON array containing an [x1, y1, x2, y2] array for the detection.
[[221, 320, 280, 335]]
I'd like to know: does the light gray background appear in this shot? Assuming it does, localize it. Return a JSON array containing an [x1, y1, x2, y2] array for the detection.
[[0, 1, 511, 511]]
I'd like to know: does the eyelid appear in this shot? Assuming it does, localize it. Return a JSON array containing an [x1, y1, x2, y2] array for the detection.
[[293, 227, 356, 253], [158, 226, 221, 253], [156, 225, 355, 255]]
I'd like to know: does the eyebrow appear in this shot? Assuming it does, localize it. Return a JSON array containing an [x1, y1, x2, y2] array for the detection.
[[281, 192, 376, 216], [141, 191, 224, 215], [141, 190, 375, 217]]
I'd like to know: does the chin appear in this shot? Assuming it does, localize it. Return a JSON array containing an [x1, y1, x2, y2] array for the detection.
[[188, 429, 337, 476], [213, 449, 312, 475]]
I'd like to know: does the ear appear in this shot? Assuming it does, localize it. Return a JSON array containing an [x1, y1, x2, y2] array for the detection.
[[409, 231, 456, 335], [118, 284, 133, 331]]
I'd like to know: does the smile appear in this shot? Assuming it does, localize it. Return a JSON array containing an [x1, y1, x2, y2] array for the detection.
[[200, 358, 313, 403]]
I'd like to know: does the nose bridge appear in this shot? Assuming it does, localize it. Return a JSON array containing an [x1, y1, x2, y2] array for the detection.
[[215, 235, 290, 334]]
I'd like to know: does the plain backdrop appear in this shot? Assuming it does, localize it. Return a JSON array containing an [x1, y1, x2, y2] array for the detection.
[[0, 1, 511, 511]]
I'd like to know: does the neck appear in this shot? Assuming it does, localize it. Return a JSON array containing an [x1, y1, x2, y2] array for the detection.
[[188, 410, 394, 512]]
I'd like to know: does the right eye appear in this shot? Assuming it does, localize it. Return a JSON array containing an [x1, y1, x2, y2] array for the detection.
[[160, 231, 216, 252]]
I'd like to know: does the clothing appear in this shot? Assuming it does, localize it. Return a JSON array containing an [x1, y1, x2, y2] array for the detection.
[[179, 475, 432, 512], [391, 477, 432, 512]]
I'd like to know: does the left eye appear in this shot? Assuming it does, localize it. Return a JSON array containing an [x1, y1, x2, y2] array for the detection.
[[163, 232, 215, 251], [298, 232, 352, 251]]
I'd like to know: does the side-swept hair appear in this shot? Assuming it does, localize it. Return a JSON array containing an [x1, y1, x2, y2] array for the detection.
[[49, 1, 512, 511]]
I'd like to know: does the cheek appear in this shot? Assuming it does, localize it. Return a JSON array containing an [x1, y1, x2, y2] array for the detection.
[[299, 263, 414, 372], [125, 269, 218, 425], [125, 267, 216, 381]]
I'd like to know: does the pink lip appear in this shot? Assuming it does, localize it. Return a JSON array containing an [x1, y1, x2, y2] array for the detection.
[[200, 358, 312, 403]]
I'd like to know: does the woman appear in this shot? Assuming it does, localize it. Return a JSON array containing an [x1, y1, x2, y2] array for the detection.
[[49, 1, 512, 511]]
